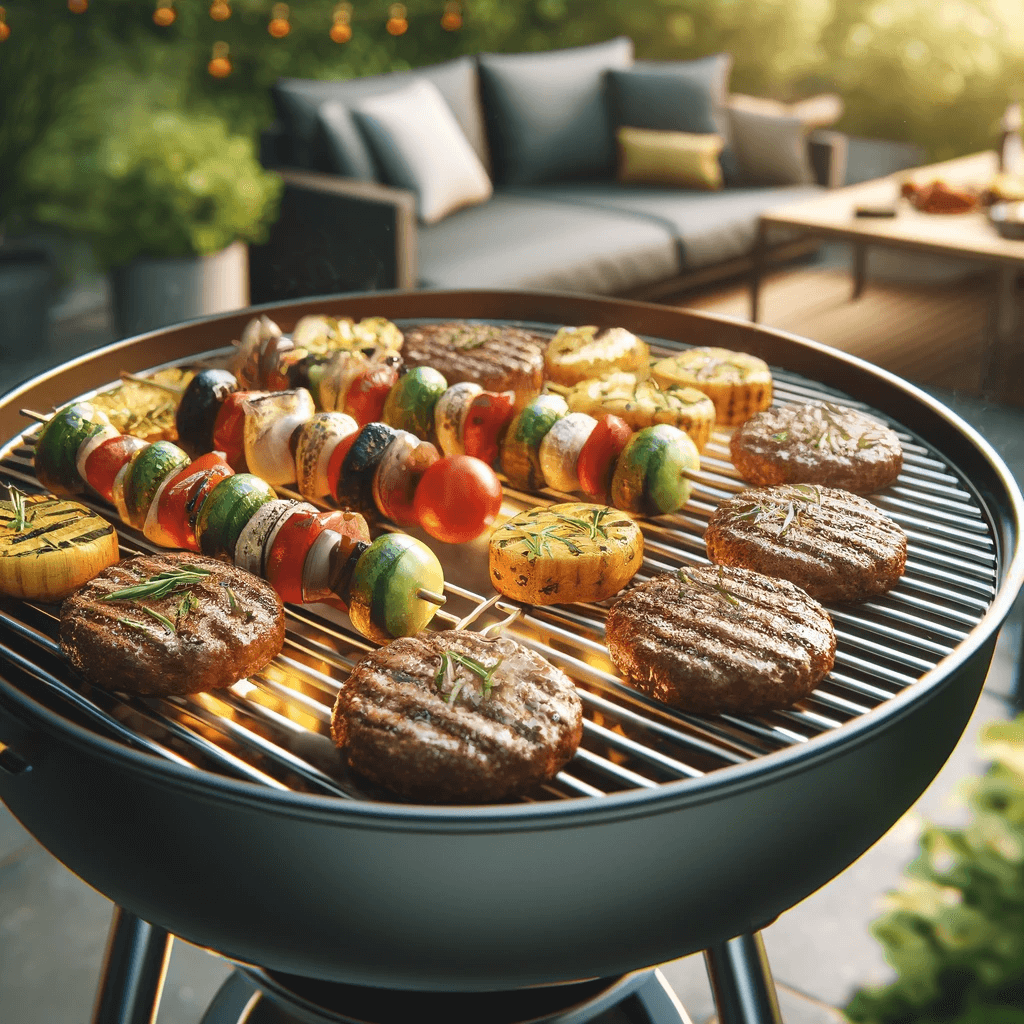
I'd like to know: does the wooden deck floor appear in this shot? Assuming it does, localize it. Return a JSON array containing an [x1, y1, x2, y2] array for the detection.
[[672, 265, 1006, 400]]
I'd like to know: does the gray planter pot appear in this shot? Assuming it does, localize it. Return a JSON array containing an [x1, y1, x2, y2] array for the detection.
[[0, 247, 54, 362], [110, 241, 249, 338]]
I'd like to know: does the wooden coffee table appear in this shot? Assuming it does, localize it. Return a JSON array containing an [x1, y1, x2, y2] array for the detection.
[[750, 151, 1024, 393]]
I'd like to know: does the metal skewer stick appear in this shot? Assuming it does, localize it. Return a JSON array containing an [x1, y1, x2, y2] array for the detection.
[[416, 589, 446, 606], [20, 409, 50, 423]]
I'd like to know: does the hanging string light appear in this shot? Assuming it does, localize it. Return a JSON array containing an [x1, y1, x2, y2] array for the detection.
[[440, 1, 461, 31], [330, 3, 352, 43], [209, 0, 231, 21], [68, 0, 88, 12], [153, 1, 176, 26], [208, 40, 232, 77], [0, 7, 9, 42], [268, 2, 291, 37], [386, 2, 407, 35]]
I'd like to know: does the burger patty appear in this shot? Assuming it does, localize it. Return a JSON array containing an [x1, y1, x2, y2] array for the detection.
[[605, 566, 835, 715], [60, 552, 285, 696], [730, 401, 903, 494], [705, 484, 907, 603], [400, 322, 547, 407], [332, 630, 583, 804]]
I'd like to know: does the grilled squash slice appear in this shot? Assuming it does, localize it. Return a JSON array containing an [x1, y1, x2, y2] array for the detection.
[[544, 326, 650, 386], [650, 347, 772, 426], [564, 372, 717, 450], [489, 502, 643, 606], [0, 490, 118, 602]]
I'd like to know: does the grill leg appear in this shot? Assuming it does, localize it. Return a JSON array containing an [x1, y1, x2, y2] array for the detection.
[[91, 907, 173, 1024], [703, 932, 783, 1024]]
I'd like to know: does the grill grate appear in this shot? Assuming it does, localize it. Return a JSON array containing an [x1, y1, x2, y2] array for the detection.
[[0, 333, 1001, 805]]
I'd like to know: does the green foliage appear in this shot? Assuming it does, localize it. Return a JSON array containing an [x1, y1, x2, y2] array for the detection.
[[3, 0, 1024, 248], [21, 68, 282, 268], [845, 715, 1024, 1024]]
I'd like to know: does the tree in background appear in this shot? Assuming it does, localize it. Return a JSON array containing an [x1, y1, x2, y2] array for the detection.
[[2, 0, 1023, 235]]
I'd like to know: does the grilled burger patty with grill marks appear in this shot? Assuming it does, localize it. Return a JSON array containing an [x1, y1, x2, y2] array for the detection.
[[332, 630, 583, 804], [400, 322, 548, 408], [59, 552, 285, 696], [606, 566, 835, 714], [705, 485, 907, 603], [730, 401, 903, 494]]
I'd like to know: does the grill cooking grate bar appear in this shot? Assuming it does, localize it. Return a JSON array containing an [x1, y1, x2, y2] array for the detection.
[[0, 352, 1005, 804]]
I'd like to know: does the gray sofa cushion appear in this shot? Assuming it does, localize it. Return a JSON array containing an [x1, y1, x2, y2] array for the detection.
[[350, 78, 492, 224], [504, 182, 823, 269], [477, 37, 634, 187], [607, 55, 739, 184], [418, 191, 679, 294], [272, 56, 489, 178]]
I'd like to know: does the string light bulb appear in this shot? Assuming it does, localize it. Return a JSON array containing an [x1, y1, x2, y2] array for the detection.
[[210, 0, 231, 21], [268, 2, 290, 37], [386, 2, 407, 35], [330, 3, 352, 43], [153, 1, 176, 26], [440, 1, 461, 31], [68, 0, 88, 12], [0, 7, 9, 42], [208, 40, 232, 77]]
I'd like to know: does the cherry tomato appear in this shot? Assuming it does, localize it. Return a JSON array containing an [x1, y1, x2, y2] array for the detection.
[[211, 391, 254, 471], [84, 435, 149, 503], [344, 362, 400, 425], [577, 414, 632, 502], [413, 454, 503, 544], [463, 391, 516, 466], [265, 506, 327, 605], [155, 452, 234, 551]]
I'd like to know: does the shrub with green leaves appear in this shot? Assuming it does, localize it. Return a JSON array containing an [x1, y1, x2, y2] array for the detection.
[[22, 70, 282, 270], [845, 715, 1024, 1024]]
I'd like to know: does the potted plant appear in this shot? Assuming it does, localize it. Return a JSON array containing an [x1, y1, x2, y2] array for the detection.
[[21, 69, 282, 337]]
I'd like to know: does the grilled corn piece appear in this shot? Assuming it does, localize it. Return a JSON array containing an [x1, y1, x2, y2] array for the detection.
[[650, 347, 772, 426], [544, 326, 650, 386], [0, 490, 119, 602], [564, 372, 717, 450], [488, 502, 643, 605]]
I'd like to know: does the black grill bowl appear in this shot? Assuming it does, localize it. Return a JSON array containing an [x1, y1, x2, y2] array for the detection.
[[0, 290, 1021, 991]]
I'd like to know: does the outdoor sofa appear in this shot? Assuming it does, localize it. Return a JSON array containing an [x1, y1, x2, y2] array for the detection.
[[249, 37, 847, 305]]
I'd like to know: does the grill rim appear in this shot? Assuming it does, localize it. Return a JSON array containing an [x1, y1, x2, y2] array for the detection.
[[1, 287, 1021, 831]]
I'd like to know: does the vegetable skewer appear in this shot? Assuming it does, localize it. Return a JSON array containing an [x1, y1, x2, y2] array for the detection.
[[27, 405, 446, 644]]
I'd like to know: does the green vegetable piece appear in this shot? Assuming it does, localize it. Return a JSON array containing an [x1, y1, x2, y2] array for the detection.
[[610, 424, 700, 516], [382, 366, 448, 439], [34, 403, 107, 496], [348, 533, 444, 643], [122, 440, 190, 530], [501, 394, 568, 491], [195, 473, 277, 560]]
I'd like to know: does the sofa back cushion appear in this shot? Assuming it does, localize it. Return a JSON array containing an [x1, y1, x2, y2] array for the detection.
[[607, 54, 739, 183], [727, 106, 816, 186], [477, 36, 634, 186], [351, 78, 493, 224], [272, 55, 489, 178]]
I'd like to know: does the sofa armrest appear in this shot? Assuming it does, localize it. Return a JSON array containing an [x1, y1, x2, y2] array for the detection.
[[808, 130, 848, 189], [249, 169, 418, 305], [259, 122, 290, 169]]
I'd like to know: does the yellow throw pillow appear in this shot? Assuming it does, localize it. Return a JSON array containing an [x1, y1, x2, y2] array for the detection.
[[616, 127, 724, 190]]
